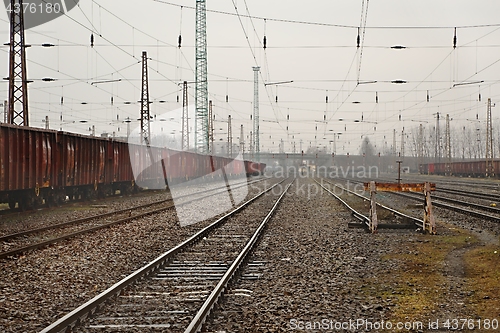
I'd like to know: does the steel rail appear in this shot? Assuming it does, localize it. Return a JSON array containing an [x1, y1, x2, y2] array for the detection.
[[1, 176, 267, 243], [0, 177, 270, 260], [338, 177, 500, 214], [390, 191, 500, 223], [40, 178, 287, 333], [319, 179, 424, 228], [313, 179, 369, 224], [184, 179, 294, 333]]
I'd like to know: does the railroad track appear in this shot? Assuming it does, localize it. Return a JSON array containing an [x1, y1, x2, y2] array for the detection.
[[315, 178, 424, 229], [339, 177, 500, 223], [40, 178, 293, 333], [0, 177, 270, 260]]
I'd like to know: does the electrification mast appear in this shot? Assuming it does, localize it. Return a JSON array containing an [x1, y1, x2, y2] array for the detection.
[[227, 115, 232, 157], [208, 100, 214, 153], [7, 0, 30, 126], [444, 114, 452, 175], [486, 98, 495, 177], [435, 112, 441, 163], [252, 66, 260, 160], [181, 81, 189, 150], [195, 0, 209, 153], [239, 124, 244, 157], [140, 51, 151, 144]]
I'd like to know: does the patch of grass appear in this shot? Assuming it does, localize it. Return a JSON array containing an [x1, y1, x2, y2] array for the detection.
[[365, 225, 479, 324], [464, 244, 500, 318]]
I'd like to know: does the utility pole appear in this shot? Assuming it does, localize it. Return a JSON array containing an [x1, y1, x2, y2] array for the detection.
[[239, 124, 244, 157], [418, 123, 424, 171], [195, 0, 209, 153], [445, 114, 452, 175], [249, 131, 254, 159], [435, 112, 441, 163], [486, 98, 495, 177], [252, 66, 260, 161], [400, 127, 405, 158], [392, 129, 397, 156], [227, 115, 232, 157], [140, 51, 151, 145], [181, 80, 189, 150], [124, 117, 131, 137], [7, 0, 30, 126], [208, 100, 214, 154]]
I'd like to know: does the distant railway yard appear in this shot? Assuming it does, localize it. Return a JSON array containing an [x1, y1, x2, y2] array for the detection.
[[1, 172, 499, 332]]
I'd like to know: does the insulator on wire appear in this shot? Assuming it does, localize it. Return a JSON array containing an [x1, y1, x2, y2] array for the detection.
[[399, 114, 402, 121], [176, 95, 179, 103], [275, 95, 278, 103], [453, 27, 457, 49], [287, 114, 289, 120], [226, 95, 228, 102], [90, 33, 94, 48], [263, 35, 267, 49], [427, 90, 430, 102], [476, 113, 478, 120], [178, 35, 182, 48], [60, 96, 63, 105], [111, 96, 114, 105], [326, 95, 328, 103], [479, 93, 482, 102], [361, 113, 364, 121], [357, 27, 360, 48], [324, 115, 326, 121], [375, 92, 378, 103]]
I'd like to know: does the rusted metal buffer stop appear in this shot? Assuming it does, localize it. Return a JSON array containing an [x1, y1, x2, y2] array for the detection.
[[363, 181, 436, 234]]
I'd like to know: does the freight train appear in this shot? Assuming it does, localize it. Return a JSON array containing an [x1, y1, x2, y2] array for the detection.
[[419, 160, 499, 178], [0, 123, 265, 210]]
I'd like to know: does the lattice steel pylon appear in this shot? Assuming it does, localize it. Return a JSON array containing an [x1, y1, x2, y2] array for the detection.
[[227, 115, 232, 158], [486, 98, 495, 177], [140, 51, 151, 145], [181, 81, 189, 150], [252, 67, 260, 161], [195, 0, 209, 153], [7, 0, 30, 126]]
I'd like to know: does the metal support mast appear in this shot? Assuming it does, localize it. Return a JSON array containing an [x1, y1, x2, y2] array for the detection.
[[208, 100, 214, 153], [435, 112, 441, 162], [195, 0, 209, 153], [392, 129, 396, 156], [181, 80, 189, 150], [417, 124, 424, 166], [445, 114, 452, 175], [400, 127, 405, 158], [252, 66, 260, 161], [249, 131, 254, 159], [486, 98, 495, 177], [239, 124, 244, 157], [7, 0, 30, 126], [140, 51, 151, 144], [227, 115, 232, 157]]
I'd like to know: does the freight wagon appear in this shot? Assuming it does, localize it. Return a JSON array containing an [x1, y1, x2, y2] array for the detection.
[[0, 123, 265, 210], [419, 160, 500, 178]]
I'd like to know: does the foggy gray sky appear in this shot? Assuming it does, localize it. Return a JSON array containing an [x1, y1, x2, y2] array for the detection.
[[2, 0, 500, 155]]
